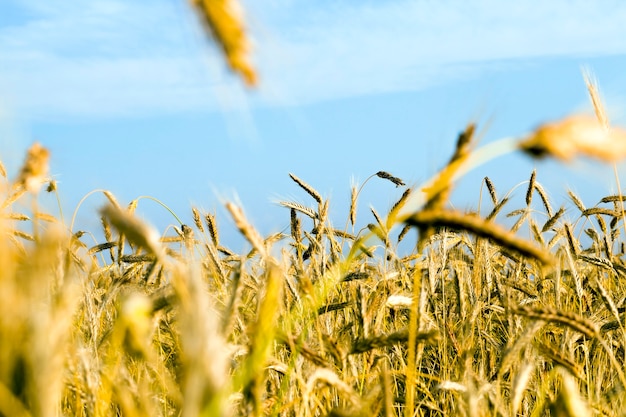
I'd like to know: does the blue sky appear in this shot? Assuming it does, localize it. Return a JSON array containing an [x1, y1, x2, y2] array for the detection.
[[2, 0, 626, 250]]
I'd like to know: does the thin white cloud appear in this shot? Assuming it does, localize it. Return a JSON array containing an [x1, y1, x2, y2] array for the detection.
[[0, 56, 228, 120], [1, 0, 625, 120], [0, 0, 244, 120], [251, 0, 626, 105]]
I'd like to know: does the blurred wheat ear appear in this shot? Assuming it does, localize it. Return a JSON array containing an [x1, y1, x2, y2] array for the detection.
[[190, 0, 257, 86]]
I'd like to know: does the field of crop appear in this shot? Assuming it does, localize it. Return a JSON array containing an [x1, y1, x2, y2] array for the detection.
[[2, 77, 626, 417]]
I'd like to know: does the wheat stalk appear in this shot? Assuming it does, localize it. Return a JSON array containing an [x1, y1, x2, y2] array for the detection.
[[101, 204, 165, 260], [387, 187, 412, 228], [535, 341, 585, 380], [486, 197, 509, 220], [16, 142, 50, 193], [600, 195, 626, 203], [519, 115, 626, 162], [511, 305, 598, 339], [484, 176, 498, 205], [87, 242, 117, 255], [349, 184, 358, 226], [582, 207, 621, 217], [564, 223, 579, 256], [288, 173, 322, 204], [526, 169, 536, 206], [534, 183, 554, 217], [405, 209, 552, 265], [583, 68, 609, 130], [542, 206, 565, 232], [190, 0, 257, 86], [375, 171, 405, 187], [191, 207, 204, 233], [279, 201, 318, 219], [225, 202, 266, 257]]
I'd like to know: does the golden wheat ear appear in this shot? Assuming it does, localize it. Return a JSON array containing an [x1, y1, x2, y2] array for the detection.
[[405, 209, 553, 265], [16, 142, 50, 194], [190, 0, 257, 86], [583, 67, 609, 129], [100, 204, 165, 260], [519, 71, 626, 162], [519, 115, 626, 162]]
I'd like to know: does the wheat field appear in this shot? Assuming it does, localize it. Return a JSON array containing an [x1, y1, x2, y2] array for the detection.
[[2, 2, 624, 416], [1, 101, 626, 417]]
